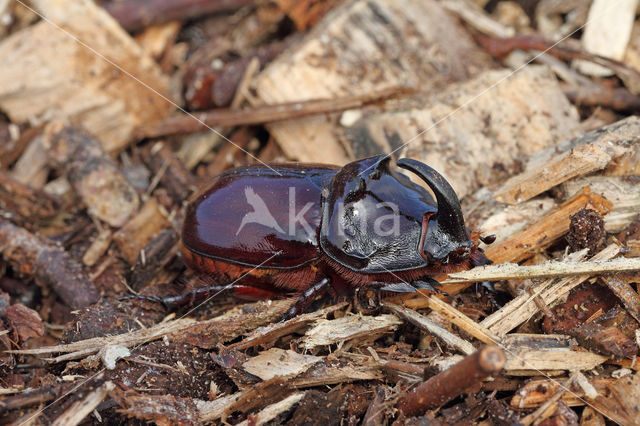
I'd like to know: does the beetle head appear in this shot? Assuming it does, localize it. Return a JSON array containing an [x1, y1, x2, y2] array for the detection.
[[319, 155, 478, 273], [397, 158, 473, 263]]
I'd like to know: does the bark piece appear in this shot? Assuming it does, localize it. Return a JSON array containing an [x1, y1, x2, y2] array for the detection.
[[134, 21, 181, 60], [43, 123, 140, 228], [0, 0, 171, 153], [13, 299, 293, 357], [580, 406, 606, 426], [183, 39, 289, 110], [4, 304, 44, 344], [572, 322, 638, 358], [0, 385, 69, 416], [11, 136, 49, 189], [276, 0, 339, 30], [0, 171, 58, 225], [566, 209, 606, 255], [445, 246, 636, 285], [442, 0, 515, 38], [128, 228, 179, 290], [585, 372, 640, 425], [0, 122, 38, 170], [82, 229, 113, 267], [494, 117, 640, 204], [511, 377, 605, 409], [541, 283, 619, 335], [563, 84, 640, 112], [221, 378, 292, 421], [243, 348, 322, 381], [362, 386, 386, 426], [478, 34, 640, 95], [254, 0, 494, 164], [176, 299, 293, 349], [141, 142, 197, 204], [513, 373, 640, 425], [602, 276, 640, 325], [0, 220, 99, 309], [487, 397, 524, 426], [524, 398, 579, 426], [197, 393, 241, 423]]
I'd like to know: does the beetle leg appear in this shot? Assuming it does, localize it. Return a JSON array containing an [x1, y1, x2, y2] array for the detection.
[[119, 283, 287, 311], [377, 282, 416, 293], [118, 285, 234, 310], [412, 278, 448, 295], [117, 294, 169, 307], [353, 286, 382, 315], [475, 280, 501, 309], [281, 278, 331, 321]]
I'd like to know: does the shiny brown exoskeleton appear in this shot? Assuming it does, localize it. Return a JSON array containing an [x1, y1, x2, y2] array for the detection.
[[166, 155, 487, 319]]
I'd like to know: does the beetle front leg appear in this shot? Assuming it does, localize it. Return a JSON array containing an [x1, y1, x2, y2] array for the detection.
[[118, 284, 236, 310], [120, 283, 287, 311], [281, 277, 331, 321]]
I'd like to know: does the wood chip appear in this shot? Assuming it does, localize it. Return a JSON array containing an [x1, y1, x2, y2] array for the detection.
[[479, 245, 620, 335], [300, 314, 402, 350], [229, 303, 348, 351], [254, 0, 493, 164], [446, 251, 638, 284], [384, 302, 476, 355], [502, 335, 607, 373], [0, 0, 171, 153], [235, 392, 305, 426], [494, 116, 640, 204], [563, 176, 640, 233], [112, 197, 170, 264], [9, 299, 293, 356], [420, 296, 501, 345], [242, 348, 322, 381], [52, 381, 114, 426], [477, 187, 611, 268], [358, 66, 579, 198], [576, 0, 639, 76]]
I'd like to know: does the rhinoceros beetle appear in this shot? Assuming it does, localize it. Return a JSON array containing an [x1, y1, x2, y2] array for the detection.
[[148, 155, 488, 319]]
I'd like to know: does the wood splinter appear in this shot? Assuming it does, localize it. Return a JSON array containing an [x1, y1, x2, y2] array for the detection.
[[396, 345, 505, 417]]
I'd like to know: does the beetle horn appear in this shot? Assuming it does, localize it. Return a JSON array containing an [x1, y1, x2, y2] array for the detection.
[[397, 158, 469, 245]]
